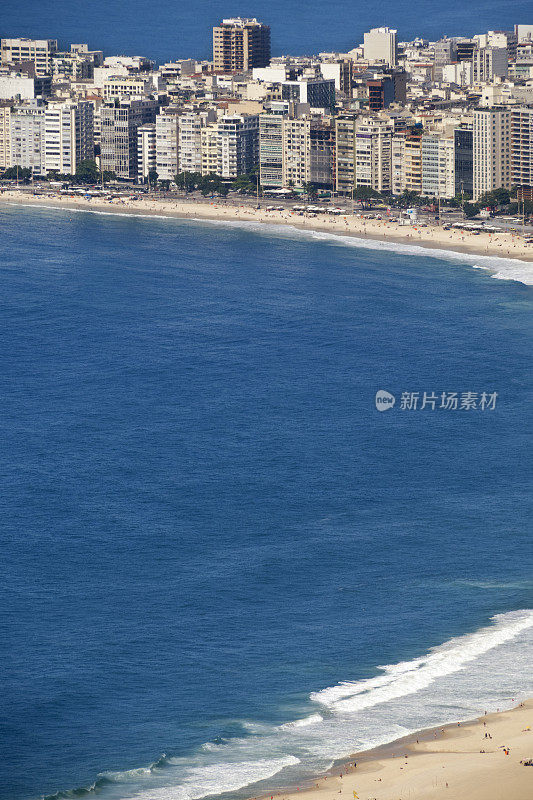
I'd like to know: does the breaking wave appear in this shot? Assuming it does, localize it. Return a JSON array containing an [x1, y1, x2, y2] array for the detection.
[[42, 611, 533, 800]]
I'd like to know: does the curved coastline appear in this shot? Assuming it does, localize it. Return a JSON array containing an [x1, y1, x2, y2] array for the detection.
[[2, 190, 533, 286]]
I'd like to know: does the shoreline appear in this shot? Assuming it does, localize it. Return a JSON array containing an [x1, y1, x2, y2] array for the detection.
[[2, 191, 533, 284], [261, 700, 533, 800]]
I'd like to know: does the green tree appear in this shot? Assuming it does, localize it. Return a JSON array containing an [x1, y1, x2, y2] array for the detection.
[[148, 168, 158, 189], [75, 159, 99, 184], [477, 188, 511, 209], [2, 166, 32, 182], [353, 186, 381, 208], [463, 202, 479, 219], [302, 181, 318, 199]]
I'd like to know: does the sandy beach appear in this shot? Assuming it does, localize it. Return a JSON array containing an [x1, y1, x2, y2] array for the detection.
[[2, 190, 533, 273], [259, 701, 533, 800]]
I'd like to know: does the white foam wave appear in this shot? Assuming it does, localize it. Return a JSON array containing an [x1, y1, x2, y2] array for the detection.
[[310, 610, 533, 713], [4, 199, 533, 285], [280, 713, 324, 730], [100, 767, 153, 782], [129, 756, 300, 800]]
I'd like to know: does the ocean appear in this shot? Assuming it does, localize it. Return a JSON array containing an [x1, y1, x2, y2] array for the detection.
[[1, 0, 532, 63], [0, 203, 532, 800]]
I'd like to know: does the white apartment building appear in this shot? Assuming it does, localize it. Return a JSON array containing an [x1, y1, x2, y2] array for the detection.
[[0, 103, 11, 168], [363, 28, 397, 67], [391, 133, 405, 195], [155, 110, 179, 180], [137, 124, 156, 181], [218, 114, 259, 179], [0, 71, 46, 100], [473, 107, 511, 200], [1, 38, 57, 77], [471, 46, 508, 84], [442, 62, 472, 87], [178, 111, 215, 174], [282, 118, 311, 187], [43, 100, 94, 175], [259, 113, 284, 187], [201, 125, 220, 175], [9, 100, 46, 175], [103, 76, 154, 101], [421, 134, 455, 199], [354, 117, 393, 192]]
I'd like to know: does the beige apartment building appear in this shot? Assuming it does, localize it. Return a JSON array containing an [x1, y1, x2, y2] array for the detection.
[[511, 106, 533, 189], [213, 18, 270, 72], [1, 38, 58, 77], [473, 107, 511, 200], [0, 102, 11, 168], [282, 118, 311, 187], [201, 125, 220, 175], [103, 76, 154, 101]]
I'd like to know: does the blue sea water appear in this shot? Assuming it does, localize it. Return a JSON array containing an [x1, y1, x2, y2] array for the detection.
[[0, 203, 532, 800], [1, 0, 532, 63]]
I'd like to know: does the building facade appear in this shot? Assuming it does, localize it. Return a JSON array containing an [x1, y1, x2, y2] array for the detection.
[[43, 100, 94, 175], [218, 114, 259, 178], [421, 134, 455, 199], [473, 107, 511, 200], [213, 18, 270, 72], [101, 98, 157, 179], [9, 100, 46, 175], [137, 123, 156, 181], [1, 38, 58, 77], [363, 28, 397, 67], [155, 110, 180, 180], [454, 127, 474, 197], [259, 113, 284, 187], [511, 106, 533, 189]]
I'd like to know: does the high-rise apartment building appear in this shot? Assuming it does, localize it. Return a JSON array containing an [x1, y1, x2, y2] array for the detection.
[[155, 109, 180, 180], [335, 114, 357, 194], [201, 125, 220, 176], [473, 107, 511, 200], [259, 113, 283, 187], [454, 127, 474, 197], [310, 119, 335, 188], [178, 111, 214, 174], [213, 18, 270, 72], [354, 117, 394, 193], [9, 100, 46, 175], [1, 38, 58, 77], [137, 123, 156, 181], [421, 134, 455, 199], [471, 46, 508, 84], [0, 102, 12, 168], [218, 114, 259, 178], [43, 100, 94, 175], [282, 117, 311, 187], [281, 76, 336, 110], [335, 115, 394, 194], [511, 107, 533, 188], [391, 126, 423, 196], [363, 28, 397, 67], [101, 98, 158, 179], [52, 51, 94, 81]]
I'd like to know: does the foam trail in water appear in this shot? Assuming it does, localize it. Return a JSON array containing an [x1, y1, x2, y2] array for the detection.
[[127, 756, 301, 800], [42, 611, 532, 800], [310, 610, 533, 713]]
